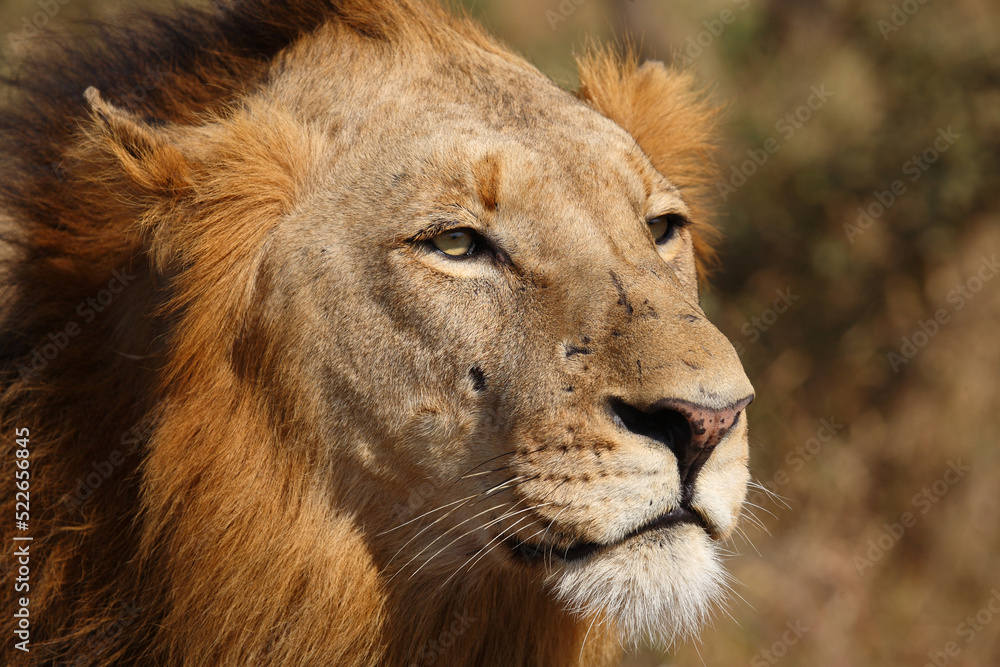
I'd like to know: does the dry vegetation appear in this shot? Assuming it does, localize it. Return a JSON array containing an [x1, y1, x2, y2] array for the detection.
[[2, 0, 998, 664]]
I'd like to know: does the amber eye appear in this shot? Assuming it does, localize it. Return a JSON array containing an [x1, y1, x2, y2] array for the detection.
[[648, 213, 688, 245], [431, 229, 478, 257]]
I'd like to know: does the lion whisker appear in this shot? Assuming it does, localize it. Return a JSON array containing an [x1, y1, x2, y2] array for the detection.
[[740, 507, 771, 536], [540, 505, 570, 570], [747, 478, 791, 509], [457, 513, 557, 592], [510, 522, 550, 552], [466, 474, 540, 509], [479, 474, 525, 498], [384, 474, 536, 568], [382, 493, 483, 567], [452, 449, 517, 485], [458, 462, 518, 480], [740, 510, 769, 534], [437, 512, 539, 590], [403, 500, 546, 582], [377, 492, 479, 536], [578, 612, 604, 664], [731, 524, 761, 557], [718, 572, 754, 614], [459, 468, 503, 479], [742, 497, 778, 520], [388, 499, 517, 580]]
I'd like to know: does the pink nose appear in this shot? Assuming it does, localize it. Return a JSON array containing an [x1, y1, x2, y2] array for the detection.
[[610, 395, 754, 497]]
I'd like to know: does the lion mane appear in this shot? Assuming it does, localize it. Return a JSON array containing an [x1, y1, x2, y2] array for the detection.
[[1, 1, 751, 665]]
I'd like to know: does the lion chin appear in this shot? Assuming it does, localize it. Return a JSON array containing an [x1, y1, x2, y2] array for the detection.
[[549, 526, 727, 649]]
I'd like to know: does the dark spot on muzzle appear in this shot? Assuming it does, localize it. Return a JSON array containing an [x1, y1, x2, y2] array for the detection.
[[469, 364, 487, 392]]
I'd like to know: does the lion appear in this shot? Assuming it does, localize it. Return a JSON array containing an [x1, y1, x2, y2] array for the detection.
[[0, 0, 754, 664]]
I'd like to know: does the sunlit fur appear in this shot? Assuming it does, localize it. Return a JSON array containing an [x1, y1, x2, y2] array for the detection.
[[551, 525, 727, 650], [0, 1, 752, 665]]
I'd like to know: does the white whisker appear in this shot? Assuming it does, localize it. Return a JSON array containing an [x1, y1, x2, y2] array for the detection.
[[403, 500, 547, 582], [377, 492, 478, 537], [438, 513, 537, 590], [388, 499, 515, 582]]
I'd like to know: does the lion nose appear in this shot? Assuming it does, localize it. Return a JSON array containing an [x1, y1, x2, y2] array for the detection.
[[609, 395, 754, 497]]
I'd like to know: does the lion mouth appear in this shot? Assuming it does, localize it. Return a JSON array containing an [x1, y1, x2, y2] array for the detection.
[[508, 506, 709, 564]]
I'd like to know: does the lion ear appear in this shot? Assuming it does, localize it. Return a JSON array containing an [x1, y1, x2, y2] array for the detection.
[[575, 50, 721, 277], [79, 87, 194, 267], [81, 86, 193, 201]]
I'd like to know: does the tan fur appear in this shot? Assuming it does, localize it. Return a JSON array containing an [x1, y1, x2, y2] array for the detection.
[[1, 1, 752, 665], [576, 47, 722, 277]]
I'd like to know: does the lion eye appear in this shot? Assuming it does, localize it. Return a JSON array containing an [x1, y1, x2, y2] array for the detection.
[[431, 229, 478, 257], [648, 213, 689, 245]]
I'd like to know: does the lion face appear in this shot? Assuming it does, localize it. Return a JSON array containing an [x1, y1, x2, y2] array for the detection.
[[255, 34, 754, 648]]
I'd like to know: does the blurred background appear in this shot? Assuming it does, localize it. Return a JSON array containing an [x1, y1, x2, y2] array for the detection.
[[3, 0, 999, 664]]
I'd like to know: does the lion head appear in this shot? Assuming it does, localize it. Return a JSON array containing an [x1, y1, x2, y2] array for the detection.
[[1, 1, 752, 664]]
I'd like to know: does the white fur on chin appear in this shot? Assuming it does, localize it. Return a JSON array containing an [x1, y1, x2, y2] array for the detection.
[[548, 524, 728, 650]]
